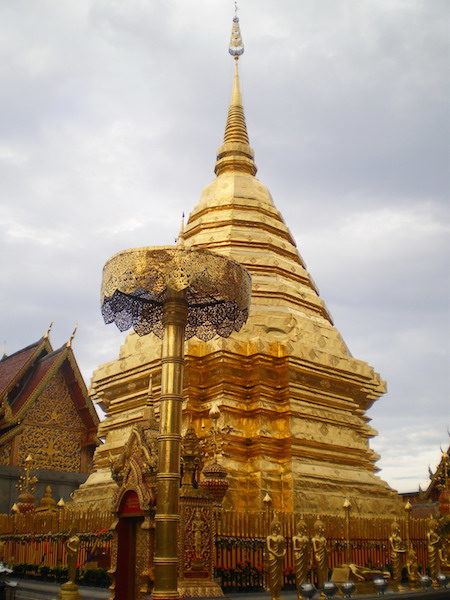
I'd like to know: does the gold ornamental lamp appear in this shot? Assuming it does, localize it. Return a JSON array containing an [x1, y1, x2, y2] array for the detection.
[[101, 243, 251, 600], [199, 406, 230, 504], [404, 500, 412, 549]]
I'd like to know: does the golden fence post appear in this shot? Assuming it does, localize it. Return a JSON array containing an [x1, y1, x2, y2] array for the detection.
[[404, 501, 411, 550], [263, 493, 272, 535], [343, 498, 351, 565]]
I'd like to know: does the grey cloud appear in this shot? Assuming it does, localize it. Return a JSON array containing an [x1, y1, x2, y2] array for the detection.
[[0, 0, 448, 493]]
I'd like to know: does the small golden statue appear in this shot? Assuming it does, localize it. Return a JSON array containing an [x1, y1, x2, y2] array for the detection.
[[405, 545, 419, 585], [347, 563, 390, 581], [312, 518, 327, 590], [67, 534, 80, 583], [292, 518, 309, 590], [58, 534, 81, 600], [266, 519, 286, 600], [37, 484, 57, 511], [438, 540, 449, 573], [389, 520, 406, 584], [426, 517, 441, 580], [193, 510, 203, 558], [191, 509, 206, 570]]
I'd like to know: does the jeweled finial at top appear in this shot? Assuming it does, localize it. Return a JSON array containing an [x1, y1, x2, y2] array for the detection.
[[229, 2, 244, 59], [215, 3, 256, 175]]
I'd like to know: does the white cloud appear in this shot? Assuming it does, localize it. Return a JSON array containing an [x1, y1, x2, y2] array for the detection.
[[1, 219, 71, 246]]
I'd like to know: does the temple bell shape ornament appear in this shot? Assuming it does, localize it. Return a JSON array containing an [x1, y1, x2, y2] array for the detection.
[[101, 243, 251, 600]]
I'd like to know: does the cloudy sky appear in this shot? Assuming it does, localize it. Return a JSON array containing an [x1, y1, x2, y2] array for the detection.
[[0, 0, 448, 493]]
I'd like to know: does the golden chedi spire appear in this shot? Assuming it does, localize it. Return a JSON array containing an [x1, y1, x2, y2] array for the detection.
[[183, 8, 334, 328], [215, 10, 257, 177], [81, 6, 398, 519]]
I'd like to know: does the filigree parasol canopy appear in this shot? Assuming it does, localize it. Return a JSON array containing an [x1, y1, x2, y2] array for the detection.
[[101, 246, 251, 340]]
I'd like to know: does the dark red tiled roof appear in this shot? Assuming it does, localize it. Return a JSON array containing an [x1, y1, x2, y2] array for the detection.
[[0, 340, 43, 396], [12, 347, 65, 414]]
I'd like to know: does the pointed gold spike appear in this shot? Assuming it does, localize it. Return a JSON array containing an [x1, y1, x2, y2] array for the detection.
[[147, 373, 153, 398], [177, 212, 185, 246], [66, 324, 78, 348], [44, 322, 54, 339]]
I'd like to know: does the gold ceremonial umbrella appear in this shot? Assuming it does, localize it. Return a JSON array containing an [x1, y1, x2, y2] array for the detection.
[[101, 244, 251, 600]]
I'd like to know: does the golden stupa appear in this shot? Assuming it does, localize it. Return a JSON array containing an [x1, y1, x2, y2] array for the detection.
[[74, 15, 401, 517]]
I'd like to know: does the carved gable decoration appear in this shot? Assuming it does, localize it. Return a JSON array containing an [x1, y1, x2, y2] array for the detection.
[[19, 372, 84, 472], [111, 424, 158, 514], [26, 372, 84, 429], [0, 442, 11, 466]]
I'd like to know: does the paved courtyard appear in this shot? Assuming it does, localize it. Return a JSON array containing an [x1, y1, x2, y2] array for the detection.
[[9, 579, 450, 600]]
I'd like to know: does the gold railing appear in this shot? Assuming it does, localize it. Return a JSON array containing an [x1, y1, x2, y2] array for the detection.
[[0, 510, 113, 570], [0, 509, 112, 536], [217, 510, 428, 539], [0, 508, 432, 582], [215, 510, 430, 587]]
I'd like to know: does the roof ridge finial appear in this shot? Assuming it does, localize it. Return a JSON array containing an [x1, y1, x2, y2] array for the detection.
[[215, 6, 257, 177], [176, 212, 185, 246], [147, 373, 153, 404], [143, 373, 157, 429], [66, 324, 78, 348], [44, 322, 53, 339]]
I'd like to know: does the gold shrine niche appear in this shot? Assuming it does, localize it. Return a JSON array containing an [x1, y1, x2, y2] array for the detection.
[[73, 18, 402, 518], [178, 427, 224, 598]]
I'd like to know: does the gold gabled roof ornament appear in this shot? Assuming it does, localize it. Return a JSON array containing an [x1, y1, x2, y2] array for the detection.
[[215, 6, 257, 177], [66, 324, 78, 348], [44, 322, 53, 340]]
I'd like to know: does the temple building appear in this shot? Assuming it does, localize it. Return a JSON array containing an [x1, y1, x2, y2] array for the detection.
[[74, 17, 401, 517], [0, 329, 99, 512], [401, 447, 450, 517]]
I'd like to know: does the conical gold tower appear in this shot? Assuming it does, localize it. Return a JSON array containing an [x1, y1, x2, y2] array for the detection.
[[74, 13, 401, 516]]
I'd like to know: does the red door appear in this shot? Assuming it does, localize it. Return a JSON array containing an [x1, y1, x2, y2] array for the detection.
[[116, 491, 144, 600]]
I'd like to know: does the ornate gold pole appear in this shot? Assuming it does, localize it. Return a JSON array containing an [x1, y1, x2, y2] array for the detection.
[[153, 291, 188, 600], [343, 498, 351, 565], [404, 501, 411, 549], [263, 492, 272, 533], [263, 493, 272, 593]]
